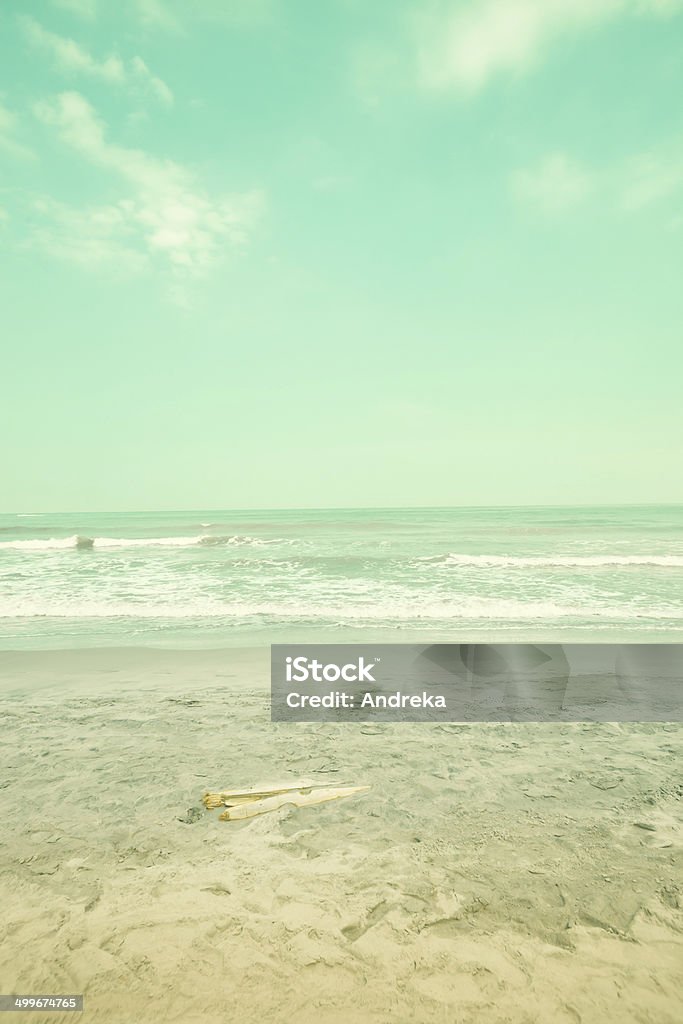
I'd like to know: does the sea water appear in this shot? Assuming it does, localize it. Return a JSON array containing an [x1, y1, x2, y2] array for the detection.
[[0, 506, 682, 649]]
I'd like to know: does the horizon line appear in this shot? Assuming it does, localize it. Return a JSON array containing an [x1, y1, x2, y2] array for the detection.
[[3, 501, 683, 517]]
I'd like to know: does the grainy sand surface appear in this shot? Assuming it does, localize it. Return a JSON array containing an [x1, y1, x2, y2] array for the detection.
[[1, 648, 682, 1024]]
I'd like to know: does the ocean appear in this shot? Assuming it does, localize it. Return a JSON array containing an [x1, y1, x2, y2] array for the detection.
[[1, 505, 682, 649]]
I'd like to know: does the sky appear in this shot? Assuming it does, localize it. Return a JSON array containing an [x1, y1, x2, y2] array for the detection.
[[1, 0, 682, 511]]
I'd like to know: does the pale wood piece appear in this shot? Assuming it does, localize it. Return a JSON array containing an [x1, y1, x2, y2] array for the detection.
[[217, 785, 371, 821], [202, 780, 315, 810]]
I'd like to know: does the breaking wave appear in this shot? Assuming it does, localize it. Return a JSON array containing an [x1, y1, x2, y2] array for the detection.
[[425, 553, 683, 569], [3, 596, 683, 621], [0, 534, 281, 552]]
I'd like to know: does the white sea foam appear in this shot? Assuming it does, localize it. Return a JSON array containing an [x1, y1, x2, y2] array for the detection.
[[0, 536, 85, 551], [3, 538, 679, 566], [2, 508, 681, 644], [0, 534, 277, 551], [426, 553, 683, 569], [2, 596, 682, 621]]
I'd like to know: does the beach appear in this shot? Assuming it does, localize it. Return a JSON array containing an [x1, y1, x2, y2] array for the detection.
[[1, 647, 681, 1024], [5, 0, 683, 1015]]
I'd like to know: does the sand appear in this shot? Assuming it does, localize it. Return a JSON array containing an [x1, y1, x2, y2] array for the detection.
[[0, 647, 682, 1024]]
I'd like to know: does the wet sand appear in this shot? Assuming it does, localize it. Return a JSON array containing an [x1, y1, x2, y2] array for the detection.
[[0, 648, 681, 1023]]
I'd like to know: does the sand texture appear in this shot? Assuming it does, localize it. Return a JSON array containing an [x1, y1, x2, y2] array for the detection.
[[0, 648, 682, 1024]]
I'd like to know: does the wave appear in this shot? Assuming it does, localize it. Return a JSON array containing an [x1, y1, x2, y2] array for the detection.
[[425, 553, 683, 569], [0, 534, 280, 552], [3, 537, 680, 566], [0, 536, 90, 551], [2, 596, 682, 621]]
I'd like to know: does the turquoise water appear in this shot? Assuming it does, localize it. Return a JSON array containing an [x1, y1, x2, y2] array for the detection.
[[1, 506, 682, 648]]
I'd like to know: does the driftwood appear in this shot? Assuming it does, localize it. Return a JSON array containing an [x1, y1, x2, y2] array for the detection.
[[202, 780, 316, 810], [202, 781, 370, 821]]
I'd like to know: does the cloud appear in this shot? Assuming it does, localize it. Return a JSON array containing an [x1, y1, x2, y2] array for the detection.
[[26, 196, 149, 272], [350, 41, 406, 107], [130, 57, 174, 106], [619, 144, 683, 211], [35, 91, 179, 189], [417, 0, 682, 93], [22, 17, 173, 105], [52, 0, 97, 18], [131, 0, 277, 32], [512, 153, 593, 213], [53, 0, 276, 32], [133, 0, 181, 32], [22, 17, 125, 83], [32, 91, 264, 273], [0, 100, 35, 160], [513, 141, 683, 216]]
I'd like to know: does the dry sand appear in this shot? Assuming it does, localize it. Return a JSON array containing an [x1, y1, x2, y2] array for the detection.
[[0, 647, 682, 1024]]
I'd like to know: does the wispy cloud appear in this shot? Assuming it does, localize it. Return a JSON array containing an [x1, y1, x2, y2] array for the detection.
[[129, 56, 174, 106], [350, 41, 406, 107], [53, 0, 173, 26], [22, 17, 173, 105], [52, 0, 97, 18], [131, 0, 277, 32], [0, 100, 35, 161], [619, 144, 683, 211], [417, 0, 682, 93], [32, 91, 264, 274], [513, 141, 683, 216], [53, 0, 277, 32], [27, 196, 149, 273], [133, 0, 181, 32], [512, 153, 593, 213]]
